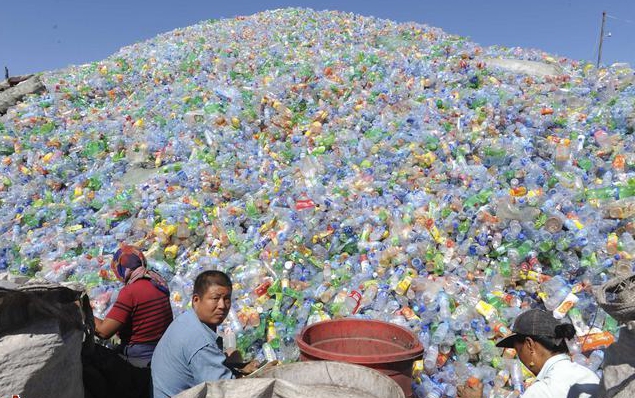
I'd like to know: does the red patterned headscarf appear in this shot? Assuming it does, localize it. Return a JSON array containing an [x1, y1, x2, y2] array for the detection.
[[111, 244, 169, 295]]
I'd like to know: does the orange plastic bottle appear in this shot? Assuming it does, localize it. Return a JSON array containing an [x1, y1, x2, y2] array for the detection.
[[578, 331, 615, 352]]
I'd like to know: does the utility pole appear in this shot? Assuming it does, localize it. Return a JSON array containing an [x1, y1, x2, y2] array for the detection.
[[597, 11, 607, 68]]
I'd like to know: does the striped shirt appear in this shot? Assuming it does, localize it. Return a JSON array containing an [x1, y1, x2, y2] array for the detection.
[[106, 279, 173, 345]]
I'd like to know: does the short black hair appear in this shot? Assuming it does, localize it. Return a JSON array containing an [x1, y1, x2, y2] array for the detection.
[[193, 270, 232, 297]]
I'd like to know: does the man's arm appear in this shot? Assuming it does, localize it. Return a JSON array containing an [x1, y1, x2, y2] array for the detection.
[[190, 344, 234, 384]]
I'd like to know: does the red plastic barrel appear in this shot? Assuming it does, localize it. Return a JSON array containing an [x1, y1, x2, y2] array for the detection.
[[296, 318, 423, 398]]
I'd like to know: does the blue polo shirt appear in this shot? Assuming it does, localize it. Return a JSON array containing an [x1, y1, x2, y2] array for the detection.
[[151, 309, 233, 398]]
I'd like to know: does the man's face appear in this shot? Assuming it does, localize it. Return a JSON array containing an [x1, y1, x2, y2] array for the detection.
[[192, 285, 232, 328]]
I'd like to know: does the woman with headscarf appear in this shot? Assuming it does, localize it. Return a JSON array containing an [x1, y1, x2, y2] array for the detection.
[[94, 244, 173, 368], [457, 309, 599, 398]]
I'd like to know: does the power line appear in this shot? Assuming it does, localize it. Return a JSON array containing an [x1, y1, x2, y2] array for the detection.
[[606, 14, 635, 25], [590, 23, 601, 62]]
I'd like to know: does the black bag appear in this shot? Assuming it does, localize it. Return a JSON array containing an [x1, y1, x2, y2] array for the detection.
[[80, 290, 151, 398], [82, 343, 152, 398]]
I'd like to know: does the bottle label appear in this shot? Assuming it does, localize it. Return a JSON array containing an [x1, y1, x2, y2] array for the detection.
[[578, 331, 615, 352], [552, 292, 579, 319], [475, 300, 497, 319], [347, 290, 362, 314], [494, 323, 512, 338], [361, 260, 371, 273], [412, 359, 424, 373], [396, 275, 412, 295], [401, 306, 420, 321], [437, 352, 449, 367], [254, 280, 272, 296], [262, 342, 277, 362], [523, 270, 550, 282], [295, 198, 316, 210]]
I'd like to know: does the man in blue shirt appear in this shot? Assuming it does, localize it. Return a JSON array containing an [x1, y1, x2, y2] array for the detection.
[[151, 270, 257, 398]]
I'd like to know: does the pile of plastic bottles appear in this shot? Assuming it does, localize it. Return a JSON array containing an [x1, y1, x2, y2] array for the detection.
[[1, 8, 634, 397]]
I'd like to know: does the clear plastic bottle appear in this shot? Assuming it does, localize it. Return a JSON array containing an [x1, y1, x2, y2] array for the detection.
[[509, 359, 525, 394], [424, 344, 439, 373], [372, 286, 389, 312]]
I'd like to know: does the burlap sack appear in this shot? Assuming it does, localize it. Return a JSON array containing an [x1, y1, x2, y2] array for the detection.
[[594, 274, 635, 398], [0, 278, 85, 398]]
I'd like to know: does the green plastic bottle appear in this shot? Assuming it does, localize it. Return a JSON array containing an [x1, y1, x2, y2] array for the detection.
[[586, 186, 616, 200]]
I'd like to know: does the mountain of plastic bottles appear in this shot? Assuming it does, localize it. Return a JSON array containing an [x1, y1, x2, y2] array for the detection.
[[1, 8, 634, 397]]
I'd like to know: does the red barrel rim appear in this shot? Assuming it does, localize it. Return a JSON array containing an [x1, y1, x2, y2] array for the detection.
[[296, 318, 424, 364]]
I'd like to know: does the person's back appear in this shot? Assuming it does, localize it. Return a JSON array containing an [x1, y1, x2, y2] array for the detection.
[[95, 244, 173, 366], [87, 244, 173, 398], [108, 279, 173, 350]]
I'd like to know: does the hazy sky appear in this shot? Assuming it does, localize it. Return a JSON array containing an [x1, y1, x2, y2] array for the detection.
[[2, 0, 634, 76]]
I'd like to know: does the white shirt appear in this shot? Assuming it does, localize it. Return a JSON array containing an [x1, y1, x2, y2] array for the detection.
[[523, 354, 599, 398]]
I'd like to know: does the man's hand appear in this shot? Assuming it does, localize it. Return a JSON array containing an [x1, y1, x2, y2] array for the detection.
[[237, 359, 262, 375], [224, 349, 244, 366], [223, 350, 261, 376]]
